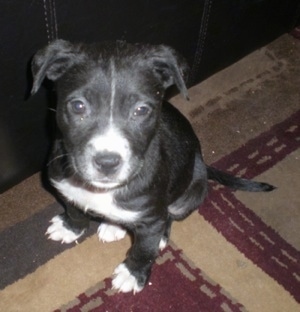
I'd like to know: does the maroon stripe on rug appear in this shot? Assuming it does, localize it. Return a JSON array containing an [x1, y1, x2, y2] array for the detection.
[[56, 245, 245, 312], [202, 188, 300, 302], [199, 110, 300, 302], [212, 109, 300, 180]]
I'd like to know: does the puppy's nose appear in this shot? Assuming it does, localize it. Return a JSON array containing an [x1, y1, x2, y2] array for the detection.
[[93, 152, 121, 175]]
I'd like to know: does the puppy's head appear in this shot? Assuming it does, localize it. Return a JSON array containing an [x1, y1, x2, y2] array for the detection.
[[32, 39, 189, 189]]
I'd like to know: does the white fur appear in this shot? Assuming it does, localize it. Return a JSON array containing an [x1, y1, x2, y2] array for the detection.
[[88, 126, 132, 188], [109, 60, 116, 123], [46, 215, 84, 243], [112, 263, 143, 294], [97, 222, 127, 243], [159, 237, 168, 250], [51, 178, 140, 223], [89, 126, 130, 160], [87, 63, 130, 180], [89, 125, 131, 160]]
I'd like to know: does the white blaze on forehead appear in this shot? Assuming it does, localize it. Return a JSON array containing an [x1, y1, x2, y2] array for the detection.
[[89, 60, 127, 155], [110, 59, 116, 124]]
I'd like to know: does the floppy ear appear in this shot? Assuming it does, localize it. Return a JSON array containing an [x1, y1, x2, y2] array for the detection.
[[150, 45, 190, 99], [31, 39, 81, 94]]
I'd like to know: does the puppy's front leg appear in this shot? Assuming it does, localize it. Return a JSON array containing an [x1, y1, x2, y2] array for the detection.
[[46, 201, 90, 244], [112, 221, 165, 293]]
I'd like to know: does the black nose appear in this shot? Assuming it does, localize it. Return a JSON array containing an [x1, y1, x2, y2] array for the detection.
[[93, 152, 121, 175]]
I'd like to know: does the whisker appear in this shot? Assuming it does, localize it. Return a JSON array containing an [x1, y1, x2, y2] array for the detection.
[[47, 154, 68, 167]]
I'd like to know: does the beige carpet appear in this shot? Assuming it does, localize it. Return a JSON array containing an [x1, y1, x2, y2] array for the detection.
[[1, 34, 299, 312]]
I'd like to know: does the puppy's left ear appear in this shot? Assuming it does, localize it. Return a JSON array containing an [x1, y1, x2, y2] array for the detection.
[[150, 45, 189, 100]]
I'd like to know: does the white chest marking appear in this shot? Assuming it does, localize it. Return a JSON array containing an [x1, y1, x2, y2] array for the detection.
[[52, 178, 140, 223]]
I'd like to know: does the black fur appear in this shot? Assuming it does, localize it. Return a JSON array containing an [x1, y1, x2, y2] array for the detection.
[[31, 40, 275, 292]]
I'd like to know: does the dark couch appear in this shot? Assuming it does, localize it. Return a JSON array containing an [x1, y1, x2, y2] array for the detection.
[[1, 0, 299, 193]]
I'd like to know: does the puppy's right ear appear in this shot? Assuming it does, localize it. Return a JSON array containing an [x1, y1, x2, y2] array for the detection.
[[31, 39, 80, 94]]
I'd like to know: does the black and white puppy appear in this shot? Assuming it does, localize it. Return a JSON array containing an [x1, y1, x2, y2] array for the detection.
[[31, 40, 274, 293]]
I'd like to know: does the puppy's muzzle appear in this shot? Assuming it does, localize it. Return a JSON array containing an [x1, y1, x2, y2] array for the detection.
[[93, 152, 121, 176]]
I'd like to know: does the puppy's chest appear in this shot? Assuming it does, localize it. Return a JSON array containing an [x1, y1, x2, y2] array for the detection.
[[51, 178, 140, 223]]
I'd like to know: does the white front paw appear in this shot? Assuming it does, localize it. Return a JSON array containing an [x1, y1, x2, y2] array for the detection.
[[112, 264, 143, 294], [45, 215, 84, 244], [97, 223, 127, 243]]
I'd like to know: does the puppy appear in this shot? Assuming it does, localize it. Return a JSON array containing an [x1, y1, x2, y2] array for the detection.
[[31, 40, 274, 293]]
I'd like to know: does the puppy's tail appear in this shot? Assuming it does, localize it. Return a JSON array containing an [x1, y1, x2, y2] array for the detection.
[[207, 166, 275, 192]]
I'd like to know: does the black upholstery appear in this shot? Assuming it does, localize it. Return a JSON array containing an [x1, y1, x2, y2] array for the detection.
[[1, 0, 299, 193]]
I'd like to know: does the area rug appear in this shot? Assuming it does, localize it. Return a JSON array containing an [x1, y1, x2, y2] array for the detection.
[[1, 34, 299, 311]]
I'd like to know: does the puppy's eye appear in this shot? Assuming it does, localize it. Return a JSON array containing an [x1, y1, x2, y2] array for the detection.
[[70, 100, 86, 114], [133, 105, 151, 117]]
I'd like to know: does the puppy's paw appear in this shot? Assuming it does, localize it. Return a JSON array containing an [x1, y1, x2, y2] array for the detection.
[[97, 223, 127, 243], [46, 215, 84, 244], [112, 263, 143, 294]]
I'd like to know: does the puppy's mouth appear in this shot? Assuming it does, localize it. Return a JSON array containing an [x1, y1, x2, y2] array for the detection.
[[90, 178, 121, 189]]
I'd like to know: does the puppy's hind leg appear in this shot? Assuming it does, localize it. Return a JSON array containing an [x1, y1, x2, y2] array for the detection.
[[168, 154, 208, 221], [168, 179, 207, 220], [46, 201, 89, 244], [159, 217, 172, 250]]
